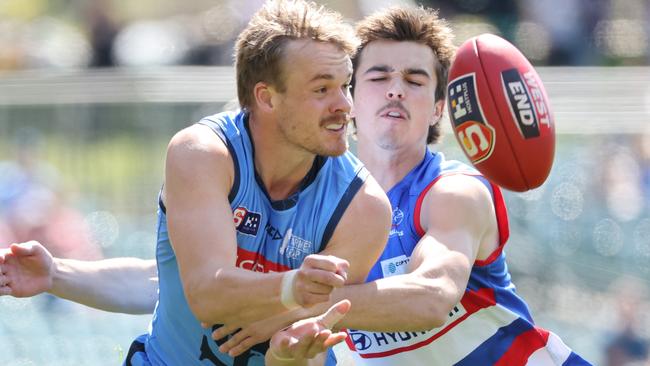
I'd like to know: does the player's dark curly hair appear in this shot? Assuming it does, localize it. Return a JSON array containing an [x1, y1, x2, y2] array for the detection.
[[353, 6, 456, 144]]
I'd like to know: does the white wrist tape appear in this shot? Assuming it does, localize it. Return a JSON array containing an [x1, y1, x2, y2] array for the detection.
[[269, 346, 295, 361], [280, 269, 300, 310]]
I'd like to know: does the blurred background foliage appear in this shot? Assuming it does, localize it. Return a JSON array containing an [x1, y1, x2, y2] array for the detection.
[[0, 1, 649, 365]]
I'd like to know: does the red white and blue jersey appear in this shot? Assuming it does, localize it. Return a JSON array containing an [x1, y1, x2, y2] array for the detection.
[[327, 150, 591, 366], [126, 110, 369, 366]]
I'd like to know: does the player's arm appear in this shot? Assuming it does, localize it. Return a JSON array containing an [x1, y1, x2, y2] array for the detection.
[[0, 241, 158, 314], [165, 125, 346, 327], [318, 174, 392, 285], [329, 174, 497, 331]]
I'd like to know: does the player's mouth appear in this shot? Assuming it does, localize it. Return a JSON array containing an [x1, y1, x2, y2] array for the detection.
[[381, 108, 408, 120], [321, 113, 349, 133], [324, 123, 346, 132]]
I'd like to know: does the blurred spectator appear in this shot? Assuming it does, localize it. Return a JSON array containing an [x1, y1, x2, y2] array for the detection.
[[594, 137, 645, 223], [519, 0, 606, 65], [604, 278, 649, 366], [632, 127, 650, 206], [83, 0, 119, 68], [424, 0, 520, 40], [0, 128, 102, 260]]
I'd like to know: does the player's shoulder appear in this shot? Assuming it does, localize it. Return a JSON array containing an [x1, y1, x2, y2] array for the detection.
[[168, 110, 243, 156], [323, 172, 391, 283], [428, 173, 492, 207], [418, 173, 496, 237], [167, 124, 230, 161], [165, 123, 234, 183], [345, 173, 391, 228]]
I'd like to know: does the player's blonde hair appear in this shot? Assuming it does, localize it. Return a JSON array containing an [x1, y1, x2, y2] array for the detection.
[[235, 0, 358, 110], [354, 6, 456, 144]]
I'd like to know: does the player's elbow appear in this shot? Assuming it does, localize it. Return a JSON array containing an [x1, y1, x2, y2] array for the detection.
[[185, 290, 212, 324], [422, 303, 453, 329], [183, 275, 229, 324], [420, 282, 464, 329], [416, 296, 450, 329], [186, 291, 232, 325]]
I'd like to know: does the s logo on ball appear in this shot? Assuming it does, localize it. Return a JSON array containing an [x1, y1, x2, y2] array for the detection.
[[448, 73, 495, 164]]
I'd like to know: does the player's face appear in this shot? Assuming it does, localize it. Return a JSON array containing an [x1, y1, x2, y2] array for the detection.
[[274, 40, 353, 157], [353, 40, 440, 150]]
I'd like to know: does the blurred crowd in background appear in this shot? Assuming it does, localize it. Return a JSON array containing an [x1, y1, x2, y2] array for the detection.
[[0, 0, 649, 365], [0, 0, 648, 71]]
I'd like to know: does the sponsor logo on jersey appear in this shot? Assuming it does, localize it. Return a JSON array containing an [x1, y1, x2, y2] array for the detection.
[[380, 255, 410, 277], [236, 247, 291, 273], [233, 207, 261, 236], [345, 301, 473, 357], [348, 329, 431, 354], [265, 223, 283, 240], [350, 332, 373, 351], [447, 73, 495, 164], [501, 68, 551, 139], [279, 228, 313, 260]]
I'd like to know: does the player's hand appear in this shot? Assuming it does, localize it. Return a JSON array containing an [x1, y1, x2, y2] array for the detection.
[[213, 308, 294, 357], [267, 300, 350, 363], [293, 254, 349, 307], [0, 241, 54, 297]]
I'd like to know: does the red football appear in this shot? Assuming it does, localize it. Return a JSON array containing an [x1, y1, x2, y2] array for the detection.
[[446, 33, 555, 192]]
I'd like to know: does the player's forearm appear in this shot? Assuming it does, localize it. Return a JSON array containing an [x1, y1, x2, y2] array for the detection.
[[333, 274, 452, 331], [50, 258, 158, 314], [185, 267, 288, 326]]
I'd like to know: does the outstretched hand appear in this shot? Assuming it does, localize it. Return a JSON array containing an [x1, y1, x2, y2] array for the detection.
[[266, 299, 351, 364], [0, 241, 54, 297]]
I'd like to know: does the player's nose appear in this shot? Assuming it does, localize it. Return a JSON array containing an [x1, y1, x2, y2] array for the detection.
[[386, 81, 405, 100], [331, 87, 353, 114]]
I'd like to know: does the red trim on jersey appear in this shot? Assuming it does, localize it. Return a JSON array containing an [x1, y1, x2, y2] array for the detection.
[[413, 174, 444, 237], [413, 172, 481, 236], [460, 287, 497, 313], [345, 288, 497, 358], [494, 327, 550, 366], [475, 183, 510, 267], [413, 174, 510, 267], [235, 247, 291, 273]]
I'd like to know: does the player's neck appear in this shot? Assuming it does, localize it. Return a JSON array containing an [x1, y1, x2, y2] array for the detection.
[[358, 141, 427, 192], [248, 115, 316, 201]]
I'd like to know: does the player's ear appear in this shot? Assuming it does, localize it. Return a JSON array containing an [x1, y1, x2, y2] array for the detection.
[[254, 82, 275, 112], [431, 99, 445, 125]]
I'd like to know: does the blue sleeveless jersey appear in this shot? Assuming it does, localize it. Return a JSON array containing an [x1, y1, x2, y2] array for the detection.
[[327, 151, 591, 365], [126, 110, 368, 366]]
